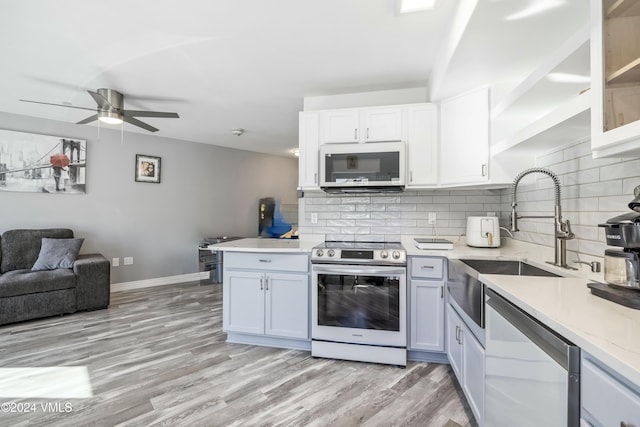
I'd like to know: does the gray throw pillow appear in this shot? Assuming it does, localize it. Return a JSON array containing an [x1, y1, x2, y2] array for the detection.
[[31, 238, 84, 271]]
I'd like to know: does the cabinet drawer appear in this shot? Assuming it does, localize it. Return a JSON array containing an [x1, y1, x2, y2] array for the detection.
[[411, 257, 444, 279], [582, 358, 640, 426], [224, 252, 309, 273]]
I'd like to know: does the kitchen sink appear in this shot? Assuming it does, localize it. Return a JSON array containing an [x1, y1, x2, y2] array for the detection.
[[448, 259, 562, 329], [459, 259, 562, 277]]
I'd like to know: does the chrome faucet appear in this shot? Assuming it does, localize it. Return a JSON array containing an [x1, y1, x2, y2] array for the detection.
[[510, 167, 576, 270]]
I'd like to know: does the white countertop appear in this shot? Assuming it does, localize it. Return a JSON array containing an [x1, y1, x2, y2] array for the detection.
[[481, 274, 640, 388], [207, 237, 322, 253]]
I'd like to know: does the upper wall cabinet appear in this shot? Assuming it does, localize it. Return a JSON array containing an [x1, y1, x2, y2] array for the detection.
[[440, 87, 490, 186], [298, 112, 320, 190], [320, 107, 403, 143], [406, 104, 438, 187], [591, 0, 640, 158]]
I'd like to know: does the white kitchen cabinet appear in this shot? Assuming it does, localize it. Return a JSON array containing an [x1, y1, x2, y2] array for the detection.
[[440, 87, 490, 186], [406, 104, 438, 187], [410, 280, 444, 352], [264, 272, 310, 339], [223, 252, 309, 343], [591, 0, 640, 158], [409, 257, 445, 353], [298, 111, 320, 190], [446, 303, 484, 426], [319, 106, 403, 144], [581, 352, 640, 427]]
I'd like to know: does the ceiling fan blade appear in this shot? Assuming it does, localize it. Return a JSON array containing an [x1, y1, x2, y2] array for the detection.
[[87, 90, 114, 110], [122, 110, 179, 119], [123, 115, 159, 132], [19, 99, 97, 112], [76, 115, 98, 125]]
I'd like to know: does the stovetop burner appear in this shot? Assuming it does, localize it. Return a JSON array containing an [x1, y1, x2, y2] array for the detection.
[[311, 241, 406, 265]]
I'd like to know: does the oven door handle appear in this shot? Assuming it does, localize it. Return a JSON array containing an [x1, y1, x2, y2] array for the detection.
[[312, 266, 406, 276]]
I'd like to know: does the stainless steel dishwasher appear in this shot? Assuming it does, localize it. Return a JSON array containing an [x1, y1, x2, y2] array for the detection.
[[484, 288, 580, 427]]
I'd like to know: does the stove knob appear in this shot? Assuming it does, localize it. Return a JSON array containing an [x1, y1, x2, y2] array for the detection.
[[392, 250, 401, 260], [327, 249, 335, 257], [380, 250, 389, 259], [316, 249, 324, 257]]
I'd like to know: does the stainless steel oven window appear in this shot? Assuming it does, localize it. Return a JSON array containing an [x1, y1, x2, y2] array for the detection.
[[316, 272, 400, 331]]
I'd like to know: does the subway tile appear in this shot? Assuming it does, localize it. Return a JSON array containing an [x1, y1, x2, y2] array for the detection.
[[385, 219, 417, 227], [623, 179, 640, 195], [355, 219, 386, 227], [341, 227, 371, 235], [600, 159, 640, 181], [326, 219, 356, 227], [340, 197, 371, 204], [371, 211, 402, 219], [433, 195, 467, 204], [387, 204, 417, 212], [318, 212, 342, 220], [536, 150, 564, 167], [357, 204, 386, 212], [400, 196, 434, 203], [563, 141, 592, 160], [579, 180, 623, 198], [341, 212, 370, 219]]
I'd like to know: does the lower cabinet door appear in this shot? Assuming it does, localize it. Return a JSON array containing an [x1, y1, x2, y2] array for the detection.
[[446, 304, 463, 380], [462, 325, 485, 426], [265, 272, 309, 339], [223, 270, 265, 335], [410, 280, 445, 351]]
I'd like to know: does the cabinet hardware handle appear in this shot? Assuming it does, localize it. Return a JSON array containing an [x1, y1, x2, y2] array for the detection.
[[366, 127, 370, 139], [314, 172, 317, 183], [482, 163, 487, 177], [421, 265, 434, 269], [260, 277, 264, 291], [441, 286, 444, 298], [265, 276, 269, 291], [354, 129, 358, 140], [410, 171, 413, 182], [455, 326, 460, 343], [259, 259, 272, 263]]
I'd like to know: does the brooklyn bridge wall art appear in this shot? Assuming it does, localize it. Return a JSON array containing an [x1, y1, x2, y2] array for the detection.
[[0, 129, 86, 194]]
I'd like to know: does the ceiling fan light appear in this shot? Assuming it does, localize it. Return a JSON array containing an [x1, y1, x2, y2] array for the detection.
[[98, 110, 123, 125]]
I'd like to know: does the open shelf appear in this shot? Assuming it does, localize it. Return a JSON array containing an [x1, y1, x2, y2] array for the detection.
[[490, 23, 590, 157], [606, 57, 640, 84], [491, 91, 590, 157]]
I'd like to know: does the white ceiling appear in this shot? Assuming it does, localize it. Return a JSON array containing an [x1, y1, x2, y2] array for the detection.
[[0, 0, 589, 157]]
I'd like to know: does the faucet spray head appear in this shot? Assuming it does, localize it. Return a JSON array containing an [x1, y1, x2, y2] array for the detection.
[[510, 202, 519, 232]]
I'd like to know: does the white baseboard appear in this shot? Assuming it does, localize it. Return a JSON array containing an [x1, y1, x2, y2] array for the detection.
[[110, 272, 209, 293]]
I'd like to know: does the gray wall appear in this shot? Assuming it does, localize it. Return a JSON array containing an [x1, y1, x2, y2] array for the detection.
[[0, 112, 298, 283]]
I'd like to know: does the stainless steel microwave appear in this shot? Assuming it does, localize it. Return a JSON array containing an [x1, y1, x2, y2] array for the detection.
[[319, 141, 406, 193]]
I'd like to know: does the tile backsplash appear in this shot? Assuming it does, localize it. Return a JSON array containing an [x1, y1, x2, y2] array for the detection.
[[298, 189, 503, 242], [299, 140, 640, 265]]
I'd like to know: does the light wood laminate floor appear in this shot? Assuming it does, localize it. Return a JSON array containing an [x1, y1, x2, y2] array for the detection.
[[0, 282, 477, 426]]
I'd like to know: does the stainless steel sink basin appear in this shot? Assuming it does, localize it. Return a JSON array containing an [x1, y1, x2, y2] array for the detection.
[[448, 259, 562, 329], [460, 259, 561, 277]]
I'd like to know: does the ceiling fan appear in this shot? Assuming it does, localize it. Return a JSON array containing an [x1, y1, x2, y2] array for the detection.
[[20, 88, 179, 132]]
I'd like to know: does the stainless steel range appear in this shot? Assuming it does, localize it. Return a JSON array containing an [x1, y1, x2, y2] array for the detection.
[[310, 241, 407, 366]]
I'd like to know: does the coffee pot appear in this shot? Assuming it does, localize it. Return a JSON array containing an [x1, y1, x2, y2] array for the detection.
[[599, 186, 640, 289]]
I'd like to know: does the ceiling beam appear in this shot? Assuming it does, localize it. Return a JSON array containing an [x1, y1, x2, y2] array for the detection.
[[428, 0, 479, 101]]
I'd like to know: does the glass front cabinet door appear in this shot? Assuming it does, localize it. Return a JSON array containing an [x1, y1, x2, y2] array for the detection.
[[591, 0, 640, 157]]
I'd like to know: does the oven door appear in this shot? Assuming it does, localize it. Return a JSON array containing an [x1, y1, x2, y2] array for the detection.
[[311, 264, 406, 347]]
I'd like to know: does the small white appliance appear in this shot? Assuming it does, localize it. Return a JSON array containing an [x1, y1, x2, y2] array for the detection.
[[466, 216, 501, 248]]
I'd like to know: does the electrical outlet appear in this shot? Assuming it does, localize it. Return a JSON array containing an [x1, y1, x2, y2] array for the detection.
[[112, 257, 119, 267], [428, 212, 437, 225], [124, 257, 133, 265], [311, 213, 318, 224]]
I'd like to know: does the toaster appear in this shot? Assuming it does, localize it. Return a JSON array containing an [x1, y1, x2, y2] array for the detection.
[[466, 216, 501, 248]]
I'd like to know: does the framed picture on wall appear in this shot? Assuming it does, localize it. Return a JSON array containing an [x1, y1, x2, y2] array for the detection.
[[0, 129, 86, 194], [135, 154, 161, 183]]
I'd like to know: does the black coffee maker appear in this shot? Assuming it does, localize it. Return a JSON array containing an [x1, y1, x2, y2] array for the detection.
[[258, 197, 275, 237], [599, 186, 640, 289]]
